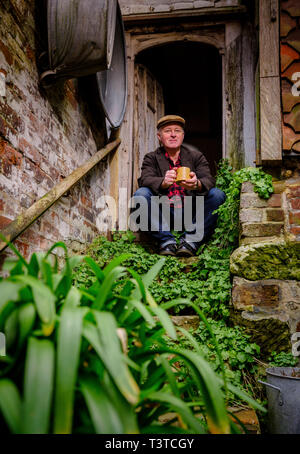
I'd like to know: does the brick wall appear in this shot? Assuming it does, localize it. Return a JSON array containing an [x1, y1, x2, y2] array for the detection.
[[0, 0, 111, 260], [119, 0, 239, 16], [239, 178, 300, 244]]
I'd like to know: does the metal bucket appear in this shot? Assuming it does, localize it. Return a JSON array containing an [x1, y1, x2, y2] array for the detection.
[[259, 367, 300, 434], [41, 0, 117, 83], [96, 3, 127, 129]]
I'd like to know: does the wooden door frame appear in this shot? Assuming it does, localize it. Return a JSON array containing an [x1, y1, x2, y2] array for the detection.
[[118, 17, 258, 228]]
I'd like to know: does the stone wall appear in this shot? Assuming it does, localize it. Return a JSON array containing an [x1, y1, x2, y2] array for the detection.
[[231, 174, 300, 357], [0, 0, 112, 260], [119, 0, 239, 16], [238, 176, 300, 245]]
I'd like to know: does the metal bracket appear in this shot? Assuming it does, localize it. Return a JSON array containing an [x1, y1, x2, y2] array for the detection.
[[258, 380, 283, 406]]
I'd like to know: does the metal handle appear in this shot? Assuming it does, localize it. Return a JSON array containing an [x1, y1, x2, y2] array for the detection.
[[258, 380, 283, 406]]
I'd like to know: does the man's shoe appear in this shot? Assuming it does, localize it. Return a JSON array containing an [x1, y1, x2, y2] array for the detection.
[[159, 243, 177, 256], [176, 241, 196, 257]]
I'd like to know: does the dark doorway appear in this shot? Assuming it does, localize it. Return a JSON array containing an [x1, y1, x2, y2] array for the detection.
[[136, 42, 222, 175]]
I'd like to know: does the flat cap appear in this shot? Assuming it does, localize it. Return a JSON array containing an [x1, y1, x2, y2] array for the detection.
[[157, 115, 185, 130]]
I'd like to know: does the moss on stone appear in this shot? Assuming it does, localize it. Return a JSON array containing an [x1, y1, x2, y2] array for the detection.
[[230, 309, 292, 358], [230, 240, 300, 281]]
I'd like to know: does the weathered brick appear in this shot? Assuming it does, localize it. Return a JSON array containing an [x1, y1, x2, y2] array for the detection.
[[289, 211, 300, 225], [0, 140, 22, 177], [0, 215, 12, 229], [240, 193, 268, 208], [266, 209, 285, 222], [241, 182, 255, 193], [290, 226, 300, 235], [14, 240, 29, 258], [241, 222, 284, 237], [0, 100, 25, 133], [272, 181, 286, 194], [19, 138, 41, 165], [81, 195, 93, 209], [232, 279, 280, 309], [78, 205, 94, 223], [0, 116, 7, 136], [291, 198, 300, 210], [0, 39, 13, 65], [240, 208, 263, 223], [287, 185, 300, 198], [267, 194, 282, 207]]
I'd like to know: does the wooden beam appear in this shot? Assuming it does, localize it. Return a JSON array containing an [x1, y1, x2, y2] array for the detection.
[[260, 76, 282, 165], [259, 0, 282, 164], [0, 139, 121, 253], [122, 6, 247, 26], [259, 0, 279, 77]]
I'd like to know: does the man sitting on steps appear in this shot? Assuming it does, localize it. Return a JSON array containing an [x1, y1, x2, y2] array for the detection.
[[133, 115, 226, 257]]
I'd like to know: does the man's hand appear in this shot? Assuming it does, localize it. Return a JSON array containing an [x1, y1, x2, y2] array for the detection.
[[160, 169, 177, 189], [179, 171, 202, 191]]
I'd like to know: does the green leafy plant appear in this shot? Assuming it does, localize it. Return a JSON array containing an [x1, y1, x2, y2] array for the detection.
[[0, 239, 265, 434], [268, 351, 298, 367], [167, 318, 261, 397]]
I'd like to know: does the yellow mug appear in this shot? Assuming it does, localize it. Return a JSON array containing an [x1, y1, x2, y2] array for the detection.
[[176, 166, 190, 182]]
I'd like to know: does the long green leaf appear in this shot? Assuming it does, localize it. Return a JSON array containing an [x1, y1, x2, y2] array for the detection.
[[159, 355, 180, 398], [4, 309, 19, 349], [64, 287, 81, 308], [142, 258, 166, 287], [136, 347, 230, 434], [14, 275, 56, 336], [83, 313, 139, 405], [54, 307, 85, 434], [17, 303, 36, 349], [147, 391, 205, 434], [80, 375, 124, 434], [221, 381, 267, 413], [92, 267, 127, 310], [161, 299, 228, 399], [170, 348, 229, 434], [84, 257, 105, 282], [0, 379, 22, 433], [102, 372, 139, 434], [128, 299, 156, 328], [151, 307, 177, 340], [102, 253, 132, 276], [0, 281, 22, 307], [21, 337, 55, 434]]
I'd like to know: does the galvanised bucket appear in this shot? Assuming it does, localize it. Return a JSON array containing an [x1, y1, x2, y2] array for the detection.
[[259, 367, 300, 434]]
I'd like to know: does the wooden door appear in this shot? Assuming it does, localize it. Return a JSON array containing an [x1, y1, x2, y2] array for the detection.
[[132, 64, 165, 193]]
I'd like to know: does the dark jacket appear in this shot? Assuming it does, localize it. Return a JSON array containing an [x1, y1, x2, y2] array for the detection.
[[137, 143, 215, 197]]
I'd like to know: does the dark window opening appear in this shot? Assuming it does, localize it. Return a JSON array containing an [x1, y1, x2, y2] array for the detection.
[[136, 42, 223, 175]]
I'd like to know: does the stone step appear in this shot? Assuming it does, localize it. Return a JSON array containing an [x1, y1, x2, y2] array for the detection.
[[158, 406, 260, 434]]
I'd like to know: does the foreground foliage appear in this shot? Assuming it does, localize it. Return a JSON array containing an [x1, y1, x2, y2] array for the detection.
[[73, 162, 275, 396], [0, 240, 265, 434]]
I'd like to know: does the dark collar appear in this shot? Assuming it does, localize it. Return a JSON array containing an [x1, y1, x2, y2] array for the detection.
[[155, 145, 194, 174]]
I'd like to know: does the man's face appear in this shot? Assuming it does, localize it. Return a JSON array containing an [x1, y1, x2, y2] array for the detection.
[[157, 123, 185, 150]]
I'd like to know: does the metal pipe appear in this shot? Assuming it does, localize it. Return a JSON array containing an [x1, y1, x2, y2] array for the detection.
[[0, 138, 121, 253]]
